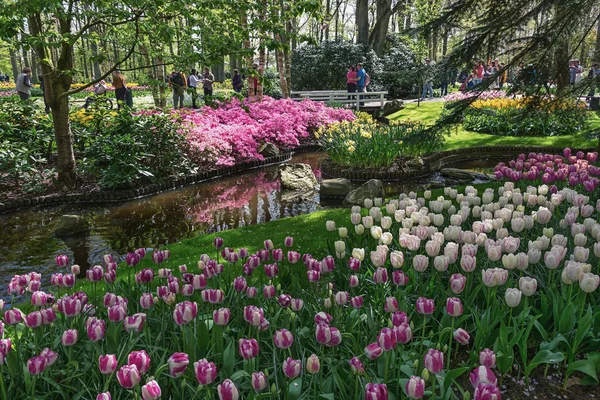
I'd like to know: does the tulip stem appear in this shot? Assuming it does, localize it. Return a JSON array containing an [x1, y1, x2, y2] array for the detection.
[[446, 318, 454, 370], [0, 365, 7, 400], [421, 317, 428, 352], [384, 350, 391, 383], [431, 375, 436, 399]]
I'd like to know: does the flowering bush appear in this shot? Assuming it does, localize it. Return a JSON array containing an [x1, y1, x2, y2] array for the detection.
[[494, 148, 600, 192], [462, 96, 588, 137], [178, 97, 355, 167], [2, 167, 599, 399], [317, 113, 441, 168], [444, 90, 507, 102]]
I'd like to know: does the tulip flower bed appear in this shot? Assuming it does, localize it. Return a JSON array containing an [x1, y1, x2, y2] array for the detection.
[[2, 175, 600, 399], [443, 90, 507, 102], [494, 148, 599, 193]]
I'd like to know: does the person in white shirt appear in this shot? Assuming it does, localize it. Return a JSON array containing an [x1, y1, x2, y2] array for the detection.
[[188, 69, 201, 109]]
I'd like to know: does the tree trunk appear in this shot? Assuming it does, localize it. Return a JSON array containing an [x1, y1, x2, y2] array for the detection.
[[9, 48, 19, 81], [554, 39, 570, 91], [595, 19, 600, 60], [356, 0, 369, 46], [274, 36, 289, 98], [370, 0, 393, 56], [51, 93, 76, 185], [442, 27, 449, 56]]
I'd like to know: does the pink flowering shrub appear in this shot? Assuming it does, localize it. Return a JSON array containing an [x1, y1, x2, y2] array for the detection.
[[177, 97, 355, 167], [444, 90, 507, 102], [494, 148, 600, 192]]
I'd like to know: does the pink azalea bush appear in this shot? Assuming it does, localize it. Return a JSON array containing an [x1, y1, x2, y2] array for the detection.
[[444, 90, 507, 102], [494, 148, 600, 192], [179, 97, 355, 167]]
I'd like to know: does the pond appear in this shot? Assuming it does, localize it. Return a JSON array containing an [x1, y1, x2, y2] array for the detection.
[[0, 152, 499, 299]]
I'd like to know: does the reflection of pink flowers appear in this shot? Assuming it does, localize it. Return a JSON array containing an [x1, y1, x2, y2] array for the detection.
[[494, 150, 600, 191]]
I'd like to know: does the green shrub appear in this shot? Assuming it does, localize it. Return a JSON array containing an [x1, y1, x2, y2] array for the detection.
[[81, 110, 194, 189]]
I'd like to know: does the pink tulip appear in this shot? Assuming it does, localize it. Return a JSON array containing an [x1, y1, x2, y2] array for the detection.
[[373, 267, 388, 284], [87, 266, 104, 282], [97, 392, 111, 400], [365, 383, 388, 400], [263, 285, 275, 298], [278, 294, 292, 308], [470, 366, 498, 387], [327, 327, 342, 346], [87, 318, 106, 342], [128, 350, 151, 374], [168, 352, 189, 378], [99, 354, 118, 374], [141, 380, 161, 400], [282, 357, 302, 379], [335, 291, 349, 305], [233, 277, 247, 292], [394, 323, 413, 344], [195, 359, 218, 385], [473, 383, 501, 400], [244, 306, 264, 326], [392, 270, 409, 286], [238, 338, 260, 360], [25, 311, 43, 329], [201, 289, 225, 304], [479, 349, 496, 368], [290, 298, 304, 311], [264, 264, 279, 278], [117, 364, 141, 389], [274, 329, 294, 349], [378, 327, 397, 351], [454, 328, 470, 345], [351, 295, 364, 308], [40, 348, 58, 366], [349, 357, 365, 375], [124, 313, 146, 333], [349, 275, 360, 287], [321, 255, 335, 273], [424, 349, 444, 374], [348, 257, 361, 271], [272, 249, 284, 262], [314, 311, 333, 325], [287, 251, 300, 264], [4, 309, 24, 325], [213, 308, 231, 326], [0, 339, 11, 365], [140, 293, 154, 309], [214, 237, 224, 249], [62, 329, 78, 346], [384, 296, 398, 313], [392, 312, 409, 327], [108, 304, 127, 322], [306, 354, 320, 374], [446, 297, 463, 317], [406, 376, 425, 399], [415, 297, 435, 314], [246, 286, 257, 298], [364, 343, 383, 359], [56, 254, 69, 267], [252, 371, 268, 391], [31, 291, 48, 307], [27, 356, 48, 375], [217, 379, 239, 400], [173, 301, 198, 325], [284, 236, 294, 247]]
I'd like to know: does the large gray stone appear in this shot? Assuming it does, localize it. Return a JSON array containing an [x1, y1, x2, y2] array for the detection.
[[280, 189, 317, 203], [258, 142, 280, 158], [54, 215, 90, 237], [382, 99, 405, 116], [321, 178, 353, 198], [343, 179, 384, 206], [278, 163, 318, 191]]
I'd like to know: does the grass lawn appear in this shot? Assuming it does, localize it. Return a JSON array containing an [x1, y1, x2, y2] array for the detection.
[[388, 101, 600, 150]]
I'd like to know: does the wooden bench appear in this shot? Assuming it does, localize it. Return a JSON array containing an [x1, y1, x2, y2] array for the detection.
[[290, 90, 388, 111]]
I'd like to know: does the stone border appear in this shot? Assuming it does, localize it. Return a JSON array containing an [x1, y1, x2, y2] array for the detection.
[[321, 145, 599, 182], [0, 144, 322, 214]]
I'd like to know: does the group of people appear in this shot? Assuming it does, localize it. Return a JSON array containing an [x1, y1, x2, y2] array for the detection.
[[168, 67, 215, 109], [570, 59, 600, 97], [0, 73, 12, 82], [346, 63, 370, 104]]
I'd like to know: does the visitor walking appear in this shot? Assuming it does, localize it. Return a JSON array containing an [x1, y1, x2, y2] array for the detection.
[[16, 67, 33, 100], [169, 69, 187, 109], [346, 65, 358, 101], [202, 67, 215, 97], [472, 61, 484, 86], [232, 69, 243, 93], [421, 58, 434, 100], [188, 69, 200, 108], [112, 70, 127, 108]]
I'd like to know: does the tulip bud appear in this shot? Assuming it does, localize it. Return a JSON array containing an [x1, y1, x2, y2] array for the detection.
[[306, 354, 320, 374]]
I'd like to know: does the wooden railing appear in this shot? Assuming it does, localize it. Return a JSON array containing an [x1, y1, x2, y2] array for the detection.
[[290, 90, 388, 111]]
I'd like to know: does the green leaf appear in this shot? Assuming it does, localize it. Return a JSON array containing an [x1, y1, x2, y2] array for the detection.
[[565, 360, 598, 385], [558, 303, 577, 334], [443, 366, 469, 392], [572, 306, 593, 352], [287, 377, 303, 400], [222, 341, 235, 379], [524, 350, 565, 376]]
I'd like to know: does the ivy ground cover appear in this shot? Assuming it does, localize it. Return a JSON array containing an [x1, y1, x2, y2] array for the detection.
[[1, 149, 600, 399]]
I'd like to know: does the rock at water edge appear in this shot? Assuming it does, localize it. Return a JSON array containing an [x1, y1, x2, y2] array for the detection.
[[321, 178, 353, 198], [343, 179, 384, 206], [278, 163, 319, 191], [54, 215, 90, 237]]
